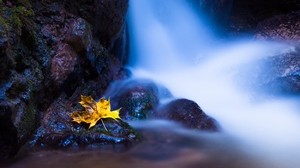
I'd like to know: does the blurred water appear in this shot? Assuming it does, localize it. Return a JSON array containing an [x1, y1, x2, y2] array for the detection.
[[128, 0, 300, 168], [9, 121, 273, 168]]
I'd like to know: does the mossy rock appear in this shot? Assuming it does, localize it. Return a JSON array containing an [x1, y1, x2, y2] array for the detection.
[[31, 95, 141, 149], [105, 79, 172, 121]]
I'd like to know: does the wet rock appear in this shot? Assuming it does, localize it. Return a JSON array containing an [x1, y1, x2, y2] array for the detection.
[[240, 46, 300, 95], [64, 0, 129, 63], [65, 18, 92, 52], [105, 79, 171, 121], [254, 11, 300, 43], [31, 95, 140, 148], [152, 99, 219, 131], [228, 0, 300, 36], [51, 44, 78, 84], [0, 0, 131, 158]]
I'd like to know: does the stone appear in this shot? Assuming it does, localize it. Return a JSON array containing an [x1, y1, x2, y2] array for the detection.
[[239, 46, 300, 95], [255, 11, 300, 44], [0, 0, 131, 159], [228, 0, 299, 36], [152, 99, 219, 131], [64, 0, 130, 63], [51, 44, 78, 84], [31, 95, 141, 148], [65, 18, 92, 52], [105, 79, 165, 121], [0, 105, 18, 162]]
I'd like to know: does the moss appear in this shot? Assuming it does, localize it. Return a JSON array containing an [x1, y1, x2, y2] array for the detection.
[[11, 6, 34, 35], [17, 102, 37, 141], [0, 1, 34, 37], [0, 15, 8, 35]]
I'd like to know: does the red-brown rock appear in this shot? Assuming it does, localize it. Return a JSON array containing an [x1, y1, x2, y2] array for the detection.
[[51, 44, 78, 84]]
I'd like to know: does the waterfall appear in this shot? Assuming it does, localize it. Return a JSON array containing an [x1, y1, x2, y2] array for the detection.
[[128, 0, 300, 167]]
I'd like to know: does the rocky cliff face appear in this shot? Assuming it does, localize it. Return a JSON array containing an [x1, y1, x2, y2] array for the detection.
[[0, 0, 129, 161]]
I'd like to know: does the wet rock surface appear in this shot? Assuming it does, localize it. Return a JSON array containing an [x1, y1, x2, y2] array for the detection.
[[64, 0, 129, 63], [228, 0, 300, 36], [240, 46, 300, 95], [254, 11, 300, 43], [105, 79, 218, 131], [152, 99, 219, 131], [0, 0, 130, 160], [31, 94, 141, 148], [105, 79, 169, 121]]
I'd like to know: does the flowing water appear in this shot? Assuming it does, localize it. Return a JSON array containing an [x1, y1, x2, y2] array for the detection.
[[128, 0, 300, 167], [8, 0, 300, 168]]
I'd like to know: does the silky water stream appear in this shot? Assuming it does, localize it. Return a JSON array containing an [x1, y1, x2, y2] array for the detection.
[[9, 0, 300, 168]]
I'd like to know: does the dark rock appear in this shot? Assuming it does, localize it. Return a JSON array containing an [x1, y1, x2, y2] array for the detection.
[[228, 0, 300, 36], [0, 105, 18, 162], [0, 0, 131, 158], [51, 43, 78, 84], [65, 18, 92, 53], [152, 99, 219, 131], [254, 11, 300, 44], [105, 79, 171, 121], [92, 0, 129, 48], [64, 0, 129, 63], [31, 95, 140, 148]]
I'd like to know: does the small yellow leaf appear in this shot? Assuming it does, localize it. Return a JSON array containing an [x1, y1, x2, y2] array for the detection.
[[70, 95, 121, 129]]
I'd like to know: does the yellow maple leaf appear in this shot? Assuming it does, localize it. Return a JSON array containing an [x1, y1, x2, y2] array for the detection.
[[70, 95, 121, 129]]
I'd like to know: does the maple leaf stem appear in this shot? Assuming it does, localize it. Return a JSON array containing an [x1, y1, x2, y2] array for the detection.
[[100, 119, 108, 132]]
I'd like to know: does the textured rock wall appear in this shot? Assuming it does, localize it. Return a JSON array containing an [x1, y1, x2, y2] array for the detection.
[[0, 0, 129, 161]]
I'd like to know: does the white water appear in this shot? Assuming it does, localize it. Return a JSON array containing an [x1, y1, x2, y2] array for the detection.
[[128, 0, 300, 167]]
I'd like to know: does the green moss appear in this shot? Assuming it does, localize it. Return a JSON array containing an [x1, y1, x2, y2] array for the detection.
[[0, 15, 8, 32], [0, 1, 34, 36], [17, 102, 37, 141]]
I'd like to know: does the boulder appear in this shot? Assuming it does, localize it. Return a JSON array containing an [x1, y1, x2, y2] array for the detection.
[[64, 0, 130, 63], [254, 11, 300, 44], [31, 95, 140, 148], [105, 79, 171, 121], [152, 99, 219, 131], [228, 0, 299, 36]]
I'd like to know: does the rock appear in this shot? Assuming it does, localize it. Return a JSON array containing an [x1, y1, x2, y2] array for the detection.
[[0, 105, 18, 162], [51, 44, 78, 84], [0, 0, 131, 159], [31, 95, 141, 148], [228, 0, 300, 36], [64, 0, 130, 63], [152, 99, 219, 131], [105, 79, 172, 121], [254, 11, 300, 44], [65, 18, 92, 52], [240, 46, 300, 95]]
